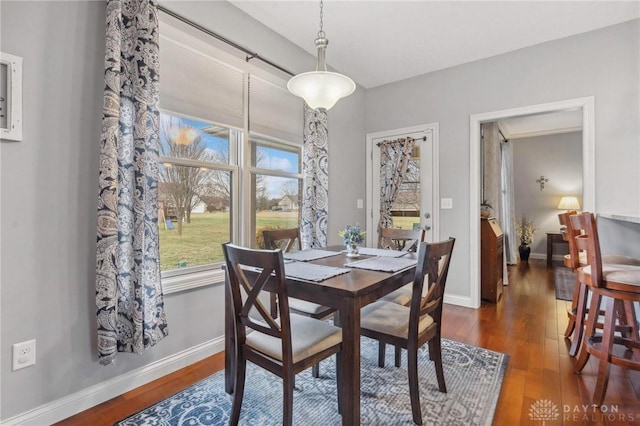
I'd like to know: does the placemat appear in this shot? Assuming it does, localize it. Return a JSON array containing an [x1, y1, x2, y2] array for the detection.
[[344, 256, 417, 273], [283, 249, 341, 262], [356, 247, 408, 258], [284, 261, 350, 282]]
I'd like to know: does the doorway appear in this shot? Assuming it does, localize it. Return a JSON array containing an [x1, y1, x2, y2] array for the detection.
[[469, 97, 595, 308], [366, 123, 440, 246]]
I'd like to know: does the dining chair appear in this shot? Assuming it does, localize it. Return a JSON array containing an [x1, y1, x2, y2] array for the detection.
[[262, 228, 337, 378], [222, 243, 343, 425], [360, 238, 455, 425], [559, 211, 640, 356], [569, 213, 640, 405], [378, 227, 425, 252]]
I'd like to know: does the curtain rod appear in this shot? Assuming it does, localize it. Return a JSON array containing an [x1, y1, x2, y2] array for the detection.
[[157, 5, 295, 77]]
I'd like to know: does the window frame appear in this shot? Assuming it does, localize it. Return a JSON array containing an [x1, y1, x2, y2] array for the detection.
[[158, 109, 241, 294]]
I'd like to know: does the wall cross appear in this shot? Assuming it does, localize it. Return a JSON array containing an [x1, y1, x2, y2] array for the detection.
[[536, 175, 549, 191]]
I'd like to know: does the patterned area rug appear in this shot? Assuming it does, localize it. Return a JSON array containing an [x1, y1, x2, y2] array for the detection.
[[115, 337, 508, 426], [555, 266, 575, 301]]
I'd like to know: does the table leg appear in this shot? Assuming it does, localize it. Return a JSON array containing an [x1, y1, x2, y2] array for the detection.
[[339, 298, 361, 425], [547, 234, 553, 268]]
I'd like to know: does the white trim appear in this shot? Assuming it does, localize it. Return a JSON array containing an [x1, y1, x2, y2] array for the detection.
[[162, 269, 224, 294], [469, 96, 595, 309], [1, 337, 225, 426], [365, 122, 440, 246], [0, 51, 23, 142], [443, 294, 474, 309]]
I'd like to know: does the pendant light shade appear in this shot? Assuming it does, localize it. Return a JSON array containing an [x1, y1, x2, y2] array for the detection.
[[287, 1, 355, 111], [288, 70, 355, 111]]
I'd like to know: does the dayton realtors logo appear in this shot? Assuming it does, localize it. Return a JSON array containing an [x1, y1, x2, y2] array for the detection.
[[529, 399, 639, 423]]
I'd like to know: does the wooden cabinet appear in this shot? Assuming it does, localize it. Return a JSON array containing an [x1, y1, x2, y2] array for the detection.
[[481, 217, 504, 302]]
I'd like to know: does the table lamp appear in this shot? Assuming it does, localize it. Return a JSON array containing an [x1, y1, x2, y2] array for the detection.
[[557, 196, 581, 212]]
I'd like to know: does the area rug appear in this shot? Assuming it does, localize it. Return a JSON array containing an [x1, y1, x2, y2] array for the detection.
[[115, 337, 508, 426], [554, 266, 575, 301]]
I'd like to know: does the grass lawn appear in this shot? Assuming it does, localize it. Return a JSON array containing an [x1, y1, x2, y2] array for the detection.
[[159, 211, 418, 271], [159, 211, 299, 271]]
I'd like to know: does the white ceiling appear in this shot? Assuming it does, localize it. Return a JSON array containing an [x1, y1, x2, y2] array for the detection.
[[230, 1, 639, 89]]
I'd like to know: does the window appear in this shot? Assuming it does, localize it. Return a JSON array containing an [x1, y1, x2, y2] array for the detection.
[[158, 13, 304, 292], [251, 138, 302, 247], [158, 112, 238, 274], [391, 146, 420, 229]]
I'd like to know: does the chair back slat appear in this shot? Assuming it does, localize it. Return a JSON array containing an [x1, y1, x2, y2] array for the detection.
[[263, 228, 302, 252], [569, 212, 604, 287], [409, 238, 455, 335], [378, 228, 425, 252], [223, 243, 293, 355]]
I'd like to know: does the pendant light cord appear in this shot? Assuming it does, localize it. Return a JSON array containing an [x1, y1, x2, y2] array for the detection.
[[318, 0, 325, 38]]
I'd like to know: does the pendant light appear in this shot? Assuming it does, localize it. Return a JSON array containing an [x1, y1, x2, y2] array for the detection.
[[287, 0, 356, 111]]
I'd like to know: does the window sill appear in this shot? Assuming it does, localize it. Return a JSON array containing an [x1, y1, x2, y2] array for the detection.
[[162, 268, 225, 295]]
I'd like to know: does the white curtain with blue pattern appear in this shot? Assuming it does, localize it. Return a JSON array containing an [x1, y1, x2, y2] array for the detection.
[[95, 0, 168, 365], [301, 104, 329, 249]]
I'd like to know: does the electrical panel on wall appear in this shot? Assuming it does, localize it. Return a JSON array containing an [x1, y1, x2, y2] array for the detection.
[[0, 51, 23, 142]]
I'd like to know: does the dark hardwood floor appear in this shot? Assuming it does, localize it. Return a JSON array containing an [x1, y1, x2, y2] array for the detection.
[[56, 259, 639, 425]]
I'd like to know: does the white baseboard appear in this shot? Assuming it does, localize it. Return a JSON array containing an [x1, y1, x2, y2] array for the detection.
[[444, 294, 474, 308], [2, 336, 225, 426]]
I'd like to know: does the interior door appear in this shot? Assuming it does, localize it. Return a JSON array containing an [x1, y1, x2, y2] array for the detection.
[[369, 129, 435, 244]]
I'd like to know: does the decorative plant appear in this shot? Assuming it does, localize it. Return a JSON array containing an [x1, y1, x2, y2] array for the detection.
[[338, 224, 366, 246], [515, 215, 538, 246]]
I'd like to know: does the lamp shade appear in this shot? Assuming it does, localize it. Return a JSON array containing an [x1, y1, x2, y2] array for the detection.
[[557, 196, 580, 210], [287, 71, 356, 111]]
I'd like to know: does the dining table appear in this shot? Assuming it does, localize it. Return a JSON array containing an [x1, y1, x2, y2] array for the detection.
[[224, 245, 418, 425]]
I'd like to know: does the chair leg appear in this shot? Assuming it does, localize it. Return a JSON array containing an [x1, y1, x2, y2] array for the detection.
[[378, 342, 386, 368], [575, 291, 602, 372], [395, 345, 402, 367], [431, 337, 447, 393], [230, 357, 246, 426], [564, 276, 581, 337], [592, 298, 616, 405], [335, 353, 343, 415], [569, 282, 589, 357], [283, 374, 294, 426], [312, 363, 320, 378], [407, 344, 423, 425]]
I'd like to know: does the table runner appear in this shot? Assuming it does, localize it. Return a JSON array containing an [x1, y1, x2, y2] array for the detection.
[[344, 256, 417, 273], [283, 249, 341, 262], [284, 261, 350, 282]]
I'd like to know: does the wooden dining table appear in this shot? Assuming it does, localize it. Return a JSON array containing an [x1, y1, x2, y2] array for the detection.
[[224, 246, 417, 425]]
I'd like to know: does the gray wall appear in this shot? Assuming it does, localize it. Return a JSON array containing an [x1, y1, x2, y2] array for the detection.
[[1, 0, 638, 421], [366, 19, 640, 299], [0, 1, 365, 421], [512, 132, 583, 256]]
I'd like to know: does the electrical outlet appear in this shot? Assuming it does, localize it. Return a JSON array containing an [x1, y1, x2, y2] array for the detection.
[[441, 198, 453, 209], [12, 339, 36, 371]]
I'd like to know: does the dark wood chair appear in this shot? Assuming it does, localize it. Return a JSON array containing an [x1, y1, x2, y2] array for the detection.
[[262, 228, 336, 378], [559, 211, 640, 356], [222, 243, 342, 425], [376, 228, 426, 367], [378, 228, 426, 306], [360, 238, 455, 425], [378, 227, 425, 252], [569, 213, 640, 405]]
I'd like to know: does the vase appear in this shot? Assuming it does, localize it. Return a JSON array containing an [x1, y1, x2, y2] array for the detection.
[[346, 243, 360, 258], [519, 244, 531, 262]]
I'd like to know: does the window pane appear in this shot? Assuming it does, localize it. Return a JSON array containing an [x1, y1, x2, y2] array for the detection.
[[255, 176, 300, 248], [160, 112, 230, 164], [159, 163, 231, 271], [392, 146, 420, 229], [252, 141, 300, 174]]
